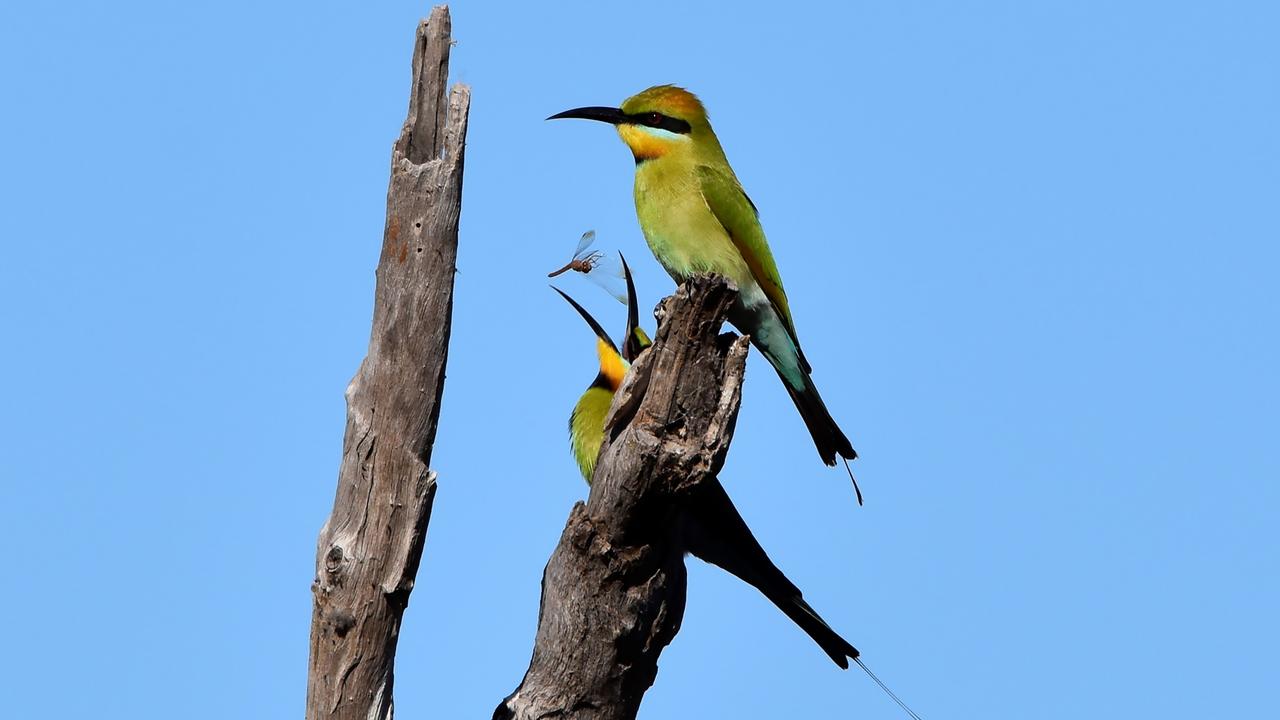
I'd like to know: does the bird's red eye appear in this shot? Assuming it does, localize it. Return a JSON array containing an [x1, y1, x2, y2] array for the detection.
[[648, 113, 662, 126]]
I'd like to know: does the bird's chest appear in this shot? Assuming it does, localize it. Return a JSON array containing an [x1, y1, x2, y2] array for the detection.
[[632, 167, 733, 279]]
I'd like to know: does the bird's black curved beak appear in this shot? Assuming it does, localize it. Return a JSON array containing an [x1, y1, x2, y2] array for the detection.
[[547, 106, 628, 125], [620, 254, 646, 363], [552, 287, 619, 353]]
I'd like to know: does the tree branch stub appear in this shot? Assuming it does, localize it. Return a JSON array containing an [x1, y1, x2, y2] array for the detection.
[[305, 7, 469, 720]]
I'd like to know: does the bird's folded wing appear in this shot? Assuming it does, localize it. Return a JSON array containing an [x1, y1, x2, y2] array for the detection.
[[696, 164, 804, 354]]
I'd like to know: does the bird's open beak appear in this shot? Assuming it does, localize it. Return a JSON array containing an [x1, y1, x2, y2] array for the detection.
[[552, 287, 619, 353], [547, 106, 628, 125], [620, 254, 646, 363]]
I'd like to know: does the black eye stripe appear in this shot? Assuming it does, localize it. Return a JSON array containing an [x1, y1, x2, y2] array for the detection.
[[624, 111, 691, 135]]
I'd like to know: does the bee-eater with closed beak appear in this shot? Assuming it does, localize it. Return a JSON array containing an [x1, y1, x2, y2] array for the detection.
[[550, 86, 862, 502], [553, 258, 860, 669]]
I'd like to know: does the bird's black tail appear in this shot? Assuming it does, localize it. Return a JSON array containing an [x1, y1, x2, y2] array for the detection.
[[681, 479, 923, 718], [781, 371, 862, 503], [681, 479, 858, 668], [781, 370, 856, 466]]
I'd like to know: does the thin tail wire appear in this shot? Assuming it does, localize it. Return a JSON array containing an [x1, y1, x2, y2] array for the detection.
[[842, 458, 864, 506], [855, 657, 922, 720]]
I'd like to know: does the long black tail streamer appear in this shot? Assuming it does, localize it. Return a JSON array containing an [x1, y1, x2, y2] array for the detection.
[[855, 657, 923, 720]]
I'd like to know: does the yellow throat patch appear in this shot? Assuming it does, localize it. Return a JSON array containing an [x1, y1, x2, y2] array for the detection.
[[617, 124, 677, 162], [597, 338, 628, 390]]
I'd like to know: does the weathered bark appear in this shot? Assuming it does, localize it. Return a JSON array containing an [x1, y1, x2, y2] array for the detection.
[[495, 277, 750, 720], [306, 7, 469, 720]]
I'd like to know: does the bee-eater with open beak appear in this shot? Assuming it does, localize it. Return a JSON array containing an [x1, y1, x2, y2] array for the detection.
[[558, 256, 651, 480], [550, 86, 862, 502], [553, 258, 860, 669]]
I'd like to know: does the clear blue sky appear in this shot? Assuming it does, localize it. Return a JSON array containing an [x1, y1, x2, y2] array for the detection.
[[1, 2, 1276, 717]]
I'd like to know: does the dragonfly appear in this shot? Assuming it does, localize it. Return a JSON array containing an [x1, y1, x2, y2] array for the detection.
[[547, 230, 627, 304]]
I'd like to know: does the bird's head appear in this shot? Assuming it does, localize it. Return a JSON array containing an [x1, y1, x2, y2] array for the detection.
[[553, 287, 628, 392], [549, 85, 716, 163]]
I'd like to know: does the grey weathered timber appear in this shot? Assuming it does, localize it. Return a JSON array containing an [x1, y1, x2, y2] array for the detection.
[[306, 7, 469, 720], [495, 277, 750, 720]]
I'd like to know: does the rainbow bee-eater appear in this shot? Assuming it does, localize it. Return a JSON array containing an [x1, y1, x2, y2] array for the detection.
[[553, 258, 859, 669], [550, 86, 862, 502]]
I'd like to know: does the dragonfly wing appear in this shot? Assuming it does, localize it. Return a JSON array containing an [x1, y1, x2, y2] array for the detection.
[[573, 230, 596, 259], [583, 251, 627, 304]]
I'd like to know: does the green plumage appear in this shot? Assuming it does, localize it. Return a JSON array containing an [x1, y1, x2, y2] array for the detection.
[[569, 385, 613, 482], [613, 85, 857, 467], [554, 278, 859, 669]]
